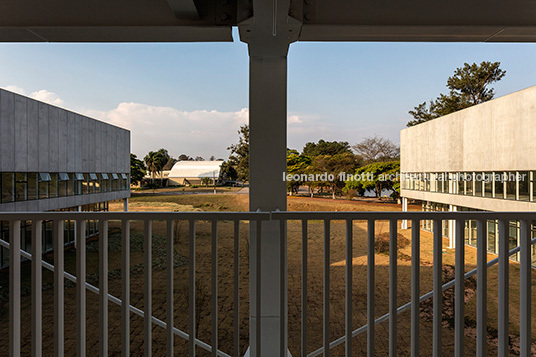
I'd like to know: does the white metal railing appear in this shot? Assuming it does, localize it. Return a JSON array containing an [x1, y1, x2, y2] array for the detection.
[[0, 211, 534, 356]]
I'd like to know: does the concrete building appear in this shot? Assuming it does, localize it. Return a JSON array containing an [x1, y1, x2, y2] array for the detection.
[[0, 88, 130, 266], [167, 160, 223, 186], [400, 85, 536, 263]]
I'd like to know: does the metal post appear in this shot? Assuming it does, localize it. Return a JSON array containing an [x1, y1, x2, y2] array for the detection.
[[433, 219, 442, 357], [9, 220, 21, 357], [519, 220, 531, 356], [239, 2, 300, 354], [247, 53, 288, 356], [497, 220, 508, 357], [31, 220, 43, 357]]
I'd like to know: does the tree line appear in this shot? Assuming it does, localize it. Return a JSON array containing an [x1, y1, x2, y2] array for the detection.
[[131, 61, 505, 197], [223, 127, 401, 199]]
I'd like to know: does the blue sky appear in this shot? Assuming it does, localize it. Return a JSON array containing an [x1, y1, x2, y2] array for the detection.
[[1, 28, 536, 159]]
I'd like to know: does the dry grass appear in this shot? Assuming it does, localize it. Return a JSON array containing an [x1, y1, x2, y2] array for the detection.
[[0, 194, 535, 356]]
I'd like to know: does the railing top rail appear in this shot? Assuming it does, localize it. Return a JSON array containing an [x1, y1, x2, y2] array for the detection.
[[270, 211, 536, 221], [1, 210, 536, 221], [0, 211, 271, 221]]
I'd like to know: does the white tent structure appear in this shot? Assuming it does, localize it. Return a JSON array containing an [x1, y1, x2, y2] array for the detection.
[[168, 161, 224, 186]]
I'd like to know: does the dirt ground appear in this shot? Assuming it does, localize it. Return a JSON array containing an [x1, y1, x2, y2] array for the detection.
[[1, 194, 535, 356]]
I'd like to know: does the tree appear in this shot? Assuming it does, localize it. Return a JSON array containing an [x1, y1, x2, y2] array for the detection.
[[345, 161, 400, 199], [144, 149, 169, 185], [302, 139, 352, 157], [407, 61, 506, 127], [162, 157, 177, 170], [221, 161, 238, 181], [286, 151, 312, 195], [447, 61, 506, 105], [209, 155, 216, 161], [201, 177, 212, 187], [195, 156, 205, 161], [130, 154, 146, 185], [178, 154, 191, 161], [352, 135, 399, 164], [227, 124, 250, 182], [312, 153, 361, 199]]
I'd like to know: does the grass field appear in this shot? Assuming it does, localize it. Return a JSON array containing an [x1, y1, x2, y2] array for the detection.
[[0, 193, 534, 355]]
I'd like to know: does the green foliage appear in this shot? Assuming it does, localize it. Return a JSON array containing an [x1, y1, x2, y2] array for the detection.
[[221, 160, 238, 181], [144, 148, 170, 185], [286, 152, 312, 193], [407, 61, 506, 127], [447, 61, 506, 104], [201, 177, 212, 187], [227, 124, 250, 182], [345, 161, 400, 199], [302, 139, 352, 157], [312, 153, 361, 199], [130, 153, 146, 185]]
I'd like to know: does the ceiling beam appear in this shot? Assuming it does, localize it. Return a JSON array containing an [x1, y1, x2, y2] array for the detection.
[[0, 26, 232, 43], [166, 0, 200, 20]]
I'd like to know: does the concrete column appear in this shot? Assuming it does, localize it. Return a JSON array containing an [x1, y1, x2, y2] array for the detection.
[[248, 55, 288, 357], [401, 197, 408, 229], [123, 198, 128, 212], [239, 2, 301, 354]]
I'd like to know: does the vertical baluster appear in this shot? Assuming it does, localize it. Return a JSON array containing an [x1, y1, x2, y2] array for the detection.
[[189, 220, 196, 356], [211, 220, 218, 357], [454, 219, 465, 357], [121, 219, 130, 357], [389, 219, 397, 356], [324, 220, 331, 357], [519, 219, 531, 356], [476, 219, 487, 356], [367, 220, 375, 357], [166, 220, 174, 357], [233, 220, 240, 357], [410, 219, 420, 357], [301, 220, 308, 357], [99, 220, 108, 357], [144, 220, 152, 357], [345, 220, 353, 357], [256, 220, 262, 356], [31, 220, 43, 357], [497, 219, 508, 357], [432, 219, 442, 357], [280, 219, 287, 357], [9, 220, 21, 357], [76, 219, 87, 357], [54, 220, 65, 357]]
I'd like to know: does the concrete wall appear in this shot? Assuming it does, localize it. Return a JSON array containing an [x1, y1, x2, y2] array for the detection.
[[400, 188, 536, 211], [400, 85, 536, 173], [0, 88, 130, 211], [0, 89, 130, 173]]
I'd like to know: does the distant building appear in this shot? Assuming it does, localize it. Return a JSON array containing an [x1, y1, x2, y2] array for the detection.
[[400, 85, 536, 264], [168, 160, 224, 186], [0, 88, 130, 267]]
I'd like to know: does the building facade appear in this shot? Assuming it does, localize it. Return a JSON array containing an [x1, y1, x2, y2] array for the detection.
[[400, 85, 536, 264], [0, 88, 130, 266]]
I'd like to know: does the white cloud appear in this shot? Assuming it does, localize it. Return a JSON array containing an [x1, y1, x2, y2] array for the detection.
[[3, 85, 26, 95], [1, 85, 64, 106], [84, 103, 315, 159], [29, 89, 64, 106], [83, 103, 254, 159]]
